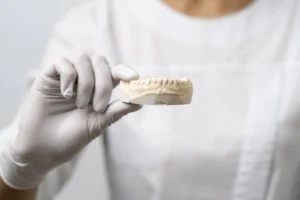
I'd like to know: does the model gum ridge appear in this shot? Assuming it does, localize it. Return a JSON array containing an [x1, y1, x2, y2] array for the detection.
[[120, 77, 193, 98]]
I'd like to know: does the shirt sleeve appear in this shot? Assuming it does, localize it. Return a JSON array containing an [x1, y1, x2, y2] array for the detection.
[[0, 1, 100, 199]]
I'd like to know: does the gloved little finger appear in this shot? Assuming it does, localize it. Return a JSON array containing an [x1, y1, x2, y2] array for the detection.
[[44, 58, 77, 99]]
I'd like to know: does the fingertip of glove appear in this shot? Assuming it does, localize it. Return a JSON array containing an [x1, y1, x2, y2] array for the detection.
[[112, 64, 140, 81], [93, 104, 107, 113], [107, 101, 142, 116], [63, 90, 74, 99]]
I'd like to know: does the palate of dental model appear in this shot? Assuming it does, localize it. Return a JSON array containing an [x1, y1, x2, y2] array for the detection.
[[119, 77, 193, 105]]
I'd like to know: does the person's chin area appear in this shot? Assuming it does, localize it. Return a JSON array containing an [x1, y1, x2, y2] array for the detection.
[[162, 0, 254, 18]]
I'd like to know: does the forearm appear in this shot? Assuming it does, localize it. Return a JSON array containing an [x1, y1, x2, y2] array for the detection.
[[0, 176, 37, 200]]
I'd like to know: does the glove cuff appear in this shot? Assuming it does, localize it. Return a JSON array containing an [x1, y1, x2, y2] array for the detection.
[[0, 147, 44, 190]]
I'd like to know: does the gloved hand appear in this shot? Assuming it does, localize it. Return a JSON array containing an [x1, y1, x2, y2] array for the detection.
[[0, 55, 141, 190]]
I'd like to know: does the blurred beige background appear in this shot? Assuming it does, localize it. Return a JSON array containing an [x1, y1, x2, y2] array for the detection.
[[0, 0, 109, 199]]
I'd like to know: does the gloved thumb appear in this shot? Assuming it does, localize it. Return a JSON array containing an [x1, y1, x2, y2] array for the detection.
[[87, 101, 142, 141]]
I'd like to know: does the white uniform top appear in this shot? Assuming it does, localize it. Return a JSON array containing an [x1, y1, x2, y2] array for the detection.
[[1, 0, 300, 199]]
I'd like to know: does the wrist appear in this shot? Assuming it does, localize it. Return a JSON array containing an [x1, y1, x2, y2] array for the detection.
[[0, 146, 44, 190], [0, 175, 37, 200]]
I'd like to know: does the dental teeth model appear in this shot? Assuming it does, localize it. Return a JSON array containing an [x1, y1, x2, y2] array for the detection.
[[119, 77, 193, 105]]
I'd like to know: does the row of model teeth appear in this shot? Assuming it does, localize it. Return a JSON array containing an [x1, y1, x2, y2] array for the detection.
[[123, 78, 192, 87]]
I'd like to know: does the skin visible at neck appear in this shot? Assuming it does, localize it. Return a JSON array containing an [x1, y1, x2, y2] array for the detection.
[[163, 0, 254, 18]]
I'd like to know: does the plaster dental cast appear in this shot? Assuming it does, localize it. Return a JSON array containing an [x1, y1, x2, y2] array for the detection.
[[120, 77, 193, 105]]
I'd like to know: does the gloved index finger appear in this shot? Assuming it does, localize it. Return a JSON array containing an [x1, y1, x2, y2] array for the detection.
[[111, 64, 139, 87]]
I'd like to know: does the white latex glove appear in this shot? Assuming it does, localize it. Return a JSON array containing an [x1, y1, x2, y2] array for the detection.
[[0, 55, 141, 190]]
